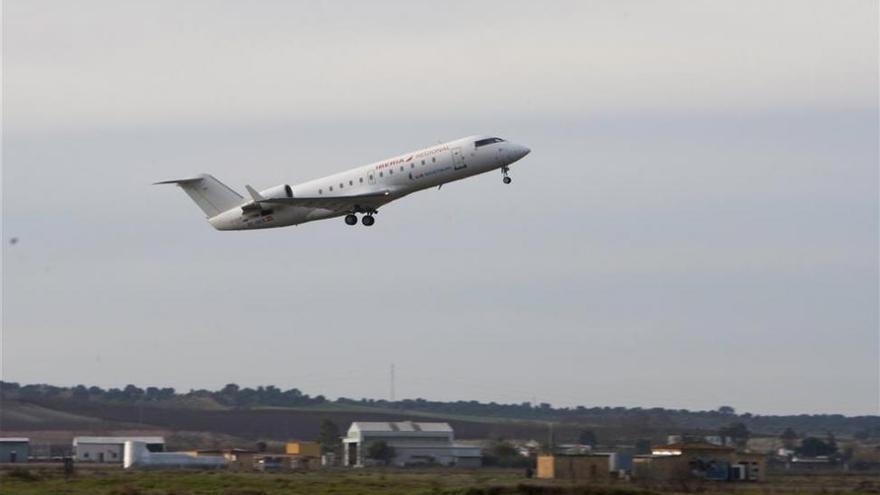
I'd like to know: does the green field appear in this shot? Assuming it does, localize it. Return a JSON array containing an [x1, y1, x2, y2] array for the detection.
[[2, 468, 879, 495]]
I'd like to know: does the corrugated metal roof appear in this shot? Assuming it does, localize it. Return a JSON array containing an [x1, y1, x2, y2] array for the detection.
[[351, 421, 452, 433], [73, 436, 165, 445]]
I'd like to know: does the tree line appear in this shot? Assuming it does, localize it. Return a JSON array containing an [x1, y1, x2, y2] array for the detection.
[[2, 381, 877, 437]]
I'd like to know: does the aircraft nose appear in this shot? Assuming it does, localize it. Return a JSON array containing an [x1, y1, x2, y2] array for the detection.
[[514, 144, 531, 160]]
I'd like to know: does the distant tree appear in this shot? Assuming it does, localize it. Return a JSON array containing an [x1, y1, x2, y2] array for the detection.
[[797, 437, 837, 457], [577, 429, 598, 446], [635, 439, 652, 455], [123, 384, 144, 400], [717, 406, 736, 415], [71, 385, 89, 400], [318, 419, 341, 454], [720, 422, 750, 448], [780, 428, 798, 448], [366, 441, 395, 465], [482, 441, 530, 468], [255, 441, 268, 453]]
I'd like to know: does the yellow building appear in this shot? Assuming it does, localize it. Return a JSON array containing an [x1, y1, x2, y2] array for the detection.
[[537, 454, 612, 481], [285, 441, 321, 457]]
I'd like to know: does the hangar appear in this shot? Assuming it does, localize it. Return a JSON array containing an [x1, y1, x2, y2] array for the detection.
[[342, 421, 481, 468]]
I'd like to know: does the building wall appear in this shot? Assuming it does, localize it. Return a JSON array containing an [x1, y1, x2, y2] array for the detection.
[[286, 442, 321, 457], [0, 443, 30, 463], [76, 443, 124, 463], [633, 453, 766, 482], [633, 456, 691, 480], [537, 455, 610, 481]]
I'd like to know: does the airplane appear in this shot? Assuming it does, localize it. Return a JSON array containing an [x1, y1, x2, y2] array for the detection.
[[155, 135, 530, 230]]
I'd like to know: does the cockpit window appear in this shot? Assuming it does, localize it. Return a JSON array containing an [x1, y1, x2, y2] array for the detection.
[[475, 137, 505, 148]]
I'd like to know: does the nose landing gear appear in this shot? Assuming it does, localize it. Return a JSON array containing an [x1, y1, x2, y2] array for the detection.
[[502, 166, 512, 184]]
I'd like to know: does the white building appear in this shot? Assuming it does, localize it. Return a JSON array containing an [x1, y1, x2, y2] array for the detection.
[[342, 421, 481, 468], [73, 436, 165, 463], [123, 441, 226, 470]]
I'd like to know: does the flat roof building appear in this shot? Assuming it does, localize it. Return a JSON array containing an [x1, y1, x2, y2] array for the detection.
[[634, 442, 766, 481], [0, 438, 30, 463], [342, 421, 481, 468]]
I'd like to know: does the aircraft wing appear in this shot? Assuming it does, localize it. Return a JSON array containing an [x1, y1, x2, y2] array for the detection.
[[257, 191, 393, 212]]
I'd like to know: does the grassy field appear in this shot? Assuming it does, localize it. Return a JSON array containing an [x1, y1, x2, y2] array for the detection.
[[2, 467, 880, 495]]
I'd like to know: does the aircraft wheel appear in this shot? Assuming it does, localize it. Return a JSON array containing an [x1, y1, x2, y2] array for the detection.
[[344, 214, 358, 226], [362, 215, 375, 226], [503, 176, 512, 184]]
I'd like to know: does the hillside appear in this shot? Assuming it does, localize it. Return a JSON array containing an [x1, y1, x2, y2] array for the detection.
[[2, 381, 878, 449]]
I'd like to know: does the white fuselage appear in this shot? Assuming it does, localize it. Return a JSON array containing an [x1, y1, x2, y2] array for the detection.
[[208, 135, 530, 230]]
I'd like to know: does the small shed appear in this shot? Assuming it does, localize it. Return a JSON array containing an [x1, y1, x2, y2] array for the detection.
[[0, 438, 30, 463]]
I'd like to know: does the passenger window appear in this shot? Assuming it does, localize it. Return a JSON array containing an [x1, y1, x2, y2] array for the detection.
[[421, 160, 425, 165], [400, 166, 404, 171], [349, 180, 353, 186], [339, 183, 343, 188], [369, 174, 374, 180], [360, 177, 364, 183], [379, 172, 383, 177], [319, 189, 323, 194], [411, 164, 414, 169], [389, 169, 393, 175], [329, 186, 333, 191], [432, 157, 436, 162]]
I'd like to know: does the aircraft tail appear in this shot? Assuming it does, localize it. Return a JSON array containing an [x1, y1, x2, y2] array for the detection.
[[154, 174, 244, 217]]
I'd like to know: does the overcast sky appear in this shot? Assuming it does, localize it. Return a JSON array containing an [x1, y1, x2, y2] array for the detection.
[[2, 1, 877, 416]]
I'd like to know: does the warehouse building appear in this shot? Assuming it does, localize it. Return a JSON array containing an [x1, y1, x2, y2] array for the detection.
[[73, 436, 165, 463], [0, 438, 30, 463], [342, 421, 481, 468]]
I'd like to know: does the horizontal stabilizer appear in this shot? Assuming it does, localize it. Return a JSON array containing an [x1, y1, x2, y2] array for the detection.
[[153, 177, 204, 185], [154, 173, 244, 217]]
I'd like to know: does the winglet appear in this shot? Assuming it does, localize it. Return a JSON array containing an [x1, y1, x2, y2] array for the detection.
[[245, 185, 265, 202]]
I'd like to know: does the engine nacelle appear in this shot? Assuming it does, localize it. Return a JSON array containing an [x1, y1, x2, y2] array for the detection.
[[259, 184, 293, 199]]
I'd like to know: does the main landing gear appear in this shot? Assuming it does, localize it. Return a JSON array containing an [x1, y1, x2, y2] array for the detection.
[[502, 166, 512, 184], [344, 211, 376, 227]]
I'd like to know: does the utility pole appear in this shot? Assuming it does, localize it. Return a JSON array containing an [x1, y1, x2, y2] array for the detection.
[[390, 363, 396, 402]]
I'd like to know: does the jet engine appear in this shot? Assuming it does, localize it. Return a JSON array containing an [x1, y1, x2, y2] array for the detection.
[[258, 184, 293, 199]]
